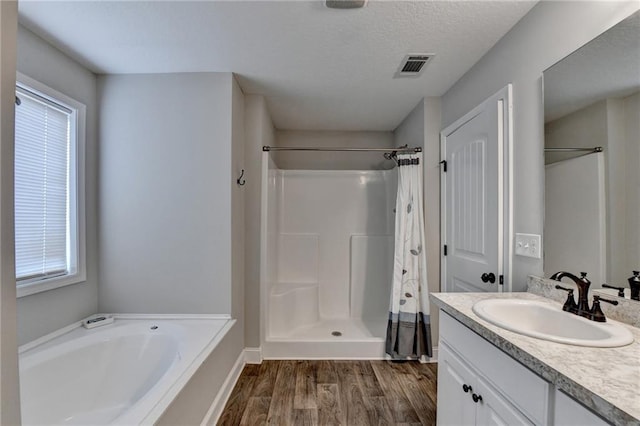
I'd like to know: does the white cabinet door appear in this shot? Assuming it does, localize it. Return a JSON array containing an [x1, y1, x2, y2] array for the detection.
[[438, 341, 535, 426], [437, 343, 478, 426], [475, 379, 535, 426]]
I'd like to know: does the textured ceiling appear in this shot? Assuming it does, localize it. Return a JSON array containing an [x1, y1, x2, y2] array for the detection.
[[544, 10, 640, 122], [19, 0, 537, 131]]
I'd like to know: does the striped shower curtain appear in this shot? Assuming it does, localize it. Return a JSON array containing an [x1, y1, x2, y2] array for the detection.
[[385, 152, 433, 361]]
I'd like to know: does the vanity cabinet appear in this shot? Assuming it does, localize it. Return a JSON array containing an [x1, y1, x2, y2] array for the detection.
[[438, 343, 534, 425], [554, 391, 610, 426], [438, 311, 551, 425], [438, 311, 615, 426]]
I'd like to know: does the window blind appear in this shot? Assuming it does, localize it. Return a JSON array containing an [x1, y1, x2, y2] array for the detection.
[[15, 88, 71, 281]]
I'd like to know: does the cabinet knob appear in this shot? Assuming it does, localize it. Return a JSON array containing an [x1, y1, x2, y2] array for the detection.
[[462, 384, 472, 393], [472, 393, 483, 403]]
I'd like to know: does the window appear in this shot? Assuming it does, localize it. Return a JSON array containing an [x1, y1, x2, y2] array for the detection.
[[15, 74, 86, 297]]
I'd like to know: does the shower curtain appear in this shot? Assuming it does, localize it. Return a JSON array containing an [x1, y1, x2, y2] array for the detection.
[[385, 152, 433, 361]]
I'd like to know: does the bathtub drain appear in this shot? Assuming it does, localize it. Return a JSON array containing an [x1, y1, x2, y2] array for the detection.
[[331, 331, 342, 337]]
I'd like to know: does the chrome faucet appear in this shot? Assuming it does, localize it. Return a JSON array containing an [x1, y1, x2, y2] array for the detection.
[[550, 271, 592, 318]]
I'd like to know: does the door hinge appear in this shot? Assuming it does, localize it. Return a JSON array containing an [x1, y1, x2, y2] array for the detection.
[[440, 160, 447, 172], [443, 245, 448, 256], [499, 275, 504, 285]]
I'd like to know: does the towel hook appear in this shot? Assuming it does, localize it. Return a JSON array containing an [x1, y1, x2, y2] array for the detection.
[[237, 169, 246, 186]]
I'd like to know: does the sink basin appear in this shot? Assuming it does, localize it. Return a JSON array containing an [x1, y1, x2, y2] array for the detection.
[[472, 299, 634, 348]]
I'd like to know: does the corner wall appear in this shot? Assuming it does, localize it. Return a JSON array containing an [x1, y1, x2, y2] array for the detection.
[[16, 25, 99, 344], [244, 95, 275, 348], [0, 2, 21, 423], [98, 72, 235, 314], [231, 76, 245, 327], [441, 1, 639, 289]]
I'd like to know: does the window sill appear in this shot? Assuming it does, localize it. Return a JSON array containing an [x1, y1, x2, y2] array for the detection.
[[17, 272, 86, 298]]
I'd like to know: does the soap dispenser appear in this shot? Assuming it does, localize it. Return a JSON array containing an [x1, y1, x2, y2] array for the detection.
[[629, 271, 640, 301]]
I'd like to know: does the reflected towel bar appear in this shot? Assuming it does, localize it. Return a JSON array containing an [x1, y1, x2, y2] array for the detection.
[[544, 147, 603, 164], [544, 147, 603, 153]]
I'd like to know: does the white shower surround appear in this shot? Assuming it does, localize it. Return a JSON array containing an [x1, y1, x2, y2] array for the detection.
[[260, 152, 398, 358]]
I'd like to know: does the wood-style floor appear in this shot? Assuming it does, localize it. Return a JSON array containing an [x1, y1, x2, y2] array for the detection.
[[217, 360, 438, 426]]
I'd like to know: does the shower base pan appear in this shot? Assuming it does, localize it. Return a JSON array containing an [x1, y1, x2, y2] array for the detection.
[[263, 317, 387, 359]]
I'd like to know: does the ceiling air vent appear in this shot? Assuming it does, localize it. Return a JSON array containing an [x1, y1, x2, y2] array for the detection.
[[395, 54, 434, 78]]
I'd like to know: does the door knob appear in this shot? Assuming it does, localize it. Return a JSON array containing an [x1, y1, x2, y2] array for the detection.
[[481, 273, 496, 283]]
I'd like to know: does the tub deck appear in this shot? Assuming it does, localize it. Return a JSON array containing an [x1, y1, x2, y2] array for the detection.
[[19, 314, 233, 425]]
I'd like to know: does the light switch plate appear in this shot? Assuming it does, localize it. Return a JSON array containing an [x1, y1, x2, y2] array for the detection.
[[515, 233, 541, 258]]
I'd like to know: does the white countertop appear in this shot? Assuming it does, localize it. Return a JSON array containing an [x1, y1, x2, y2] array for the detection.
[[430, 291, 640, 425]]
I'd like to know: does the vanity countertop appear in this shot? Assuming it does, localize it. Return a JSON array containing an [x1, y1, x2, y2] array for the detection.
[[430, 291, 640, 425]]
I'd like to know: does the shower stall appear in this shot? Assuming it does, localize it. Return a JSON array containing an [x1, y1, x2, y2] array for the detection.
[[259, 145, 421, 358]]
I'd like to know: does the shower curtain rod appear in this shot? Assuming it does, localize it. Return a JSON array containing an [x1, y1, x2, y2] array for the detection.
[[544, 147, 603, 153], [262, 146, 422, 153]]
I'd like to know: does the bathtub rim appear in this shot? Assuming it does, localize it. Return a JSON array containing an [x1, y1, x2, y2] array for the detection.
[[19, 313, 231, 353], [19, 313, 235, 425]]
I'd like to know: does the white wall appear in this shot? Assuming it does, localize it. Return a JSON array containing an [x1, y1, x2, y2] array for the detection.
[[607, 93, 640, 284], [545, 93, 640, 285], [98, 72, 246, 424], [441, 1, 640, 289], [231, 77, 245, 324], [392, 97, 442, 345], [0, 1, 21, 423], [244, 95, 275, 348], [16, 25, 99, 344], [545, 100, 608, 164], [545, 154, 606, 285], [98, 72, 235, 314], [274, 130, 394, 170], [545, 102, 608, 284]]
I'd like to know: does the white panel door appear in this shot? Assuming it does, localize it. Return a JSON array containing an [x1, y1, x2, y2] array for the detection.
[[441, 86, 511, 293]]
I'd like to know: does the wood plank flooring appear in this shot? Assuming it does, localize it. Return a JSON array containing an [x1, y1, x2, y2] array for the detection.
[[218, 361, 438, 426]]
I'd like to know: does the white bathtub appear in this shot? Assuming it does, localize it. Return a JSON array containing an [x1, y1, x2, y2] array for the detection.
[[19, 315, 234, 425]]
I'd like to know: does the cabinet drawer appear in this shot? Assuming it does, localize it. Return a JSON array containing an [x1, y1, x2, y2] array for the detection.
[[440, 311, 550, 425]]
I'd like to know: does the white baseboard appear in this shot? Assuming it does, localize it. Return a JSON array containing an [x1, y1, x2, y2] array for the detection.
[[244, 347, 263, 364], [200, 350, 246, 426], [263, 339, 387, 359], [262, 341, 438, 362]]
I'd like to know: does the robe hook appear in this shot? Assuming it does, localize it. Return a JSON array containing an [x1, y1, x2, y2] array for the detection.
[[237, 169, 246, 186]]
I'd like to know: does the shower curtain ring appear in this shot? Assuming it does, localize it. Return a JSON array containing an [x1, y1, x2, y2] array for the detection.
[[237, 169, 246, 186]]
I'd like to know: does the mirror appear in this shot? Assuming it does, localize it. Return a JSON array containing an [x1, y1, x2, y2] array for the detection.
[[543, 11, 640, 300]]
